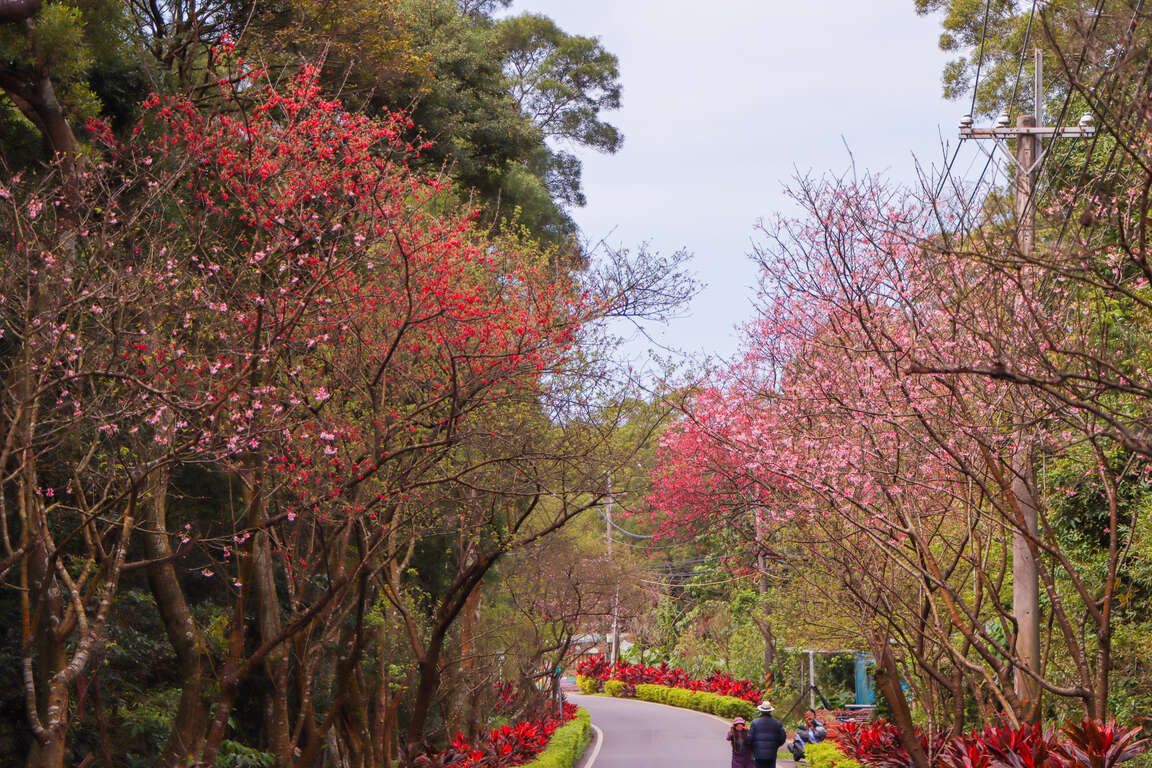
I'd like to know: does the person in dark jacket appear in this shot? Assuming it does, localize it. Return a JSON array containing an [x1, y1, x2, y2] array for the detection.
[[748, 702, 787, 768], [727, 717, 755, 768]]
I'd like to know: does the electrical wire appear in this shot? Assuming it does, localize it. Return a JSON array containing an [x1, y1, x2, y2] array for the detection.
[[1045, 0, 1132, 256], [639, 574, 750, 588], [597, 508, 654, 539], [970, 0, 995, 119], [930, 0, 993, 210], [1006, 0, 1040, 117]]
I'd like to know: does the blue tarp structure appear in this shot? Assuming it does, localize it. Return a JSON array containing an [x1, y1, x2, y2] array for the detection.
[[853, 652, 876, 706]]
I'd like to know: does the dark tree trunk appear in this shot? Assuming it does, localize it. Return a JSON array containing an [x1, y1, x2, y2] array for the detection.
[[143, 468, 212, 767], [873, 641, 929, 768]]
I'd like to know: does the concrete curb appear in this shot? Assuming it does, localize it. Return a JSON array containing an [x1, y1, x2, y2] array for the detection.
[[576, 724, 604, 768]]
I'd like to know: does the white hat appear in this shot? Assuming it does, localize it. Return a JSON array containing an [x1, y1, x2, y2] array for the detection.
[[757, 701, 774, 713]]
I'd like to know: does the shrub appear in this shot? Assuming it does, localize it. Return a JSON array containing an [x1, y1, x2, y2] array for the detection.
[[833, 720, 931, 768], [1057, 719, 1149, 768], [218, 741, 277, 768], [836, 717, 1149, 768], [806, 741, 863, 768], [628, 684, 758, 721], [575, 675, 600, 695], [519, 708, 591, 768], [604, 680, 625, 698], [575, 655, 612, 681], [405, 698, 580, 768], [575, 655, 763, 703]]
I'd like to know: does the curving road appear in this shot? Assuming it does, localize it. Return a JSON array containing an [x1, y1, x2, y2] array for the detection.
[[571, 694, 796, 768]]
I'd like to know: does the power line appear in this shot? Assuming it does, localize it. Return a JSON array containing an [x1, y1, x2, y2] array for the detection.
[[598, 507, 654, 539], [970, 0, 995, 119], [1006, 0, 1039, 117]]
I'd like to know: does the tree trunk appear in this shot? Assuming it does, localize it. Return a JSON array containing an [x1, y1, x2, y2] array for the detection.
[[406, 650, 443, 747], [143, 467, 212, 767], [243, 462, 293, 763], [0, 63, 78, 170], [873, 640, 929, 768]]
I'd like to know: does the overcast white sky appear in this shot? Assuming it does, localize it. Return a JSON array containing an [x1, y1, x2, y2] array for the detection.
[[510, 0, 985, 367]]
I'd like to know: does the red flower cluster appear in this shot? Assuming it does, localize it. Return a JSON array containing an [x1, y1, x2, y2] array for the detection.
[[832, 718, 1148, 768], [576, 655, 763, 703]]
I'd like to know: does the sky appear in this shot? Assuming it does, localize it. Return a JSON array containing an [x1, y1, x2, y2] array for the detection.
[[508, 0, 981, 367]]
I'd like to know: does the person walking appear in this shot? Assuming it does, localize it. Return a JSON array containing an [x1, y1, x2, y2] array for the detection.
[[727, 717, 755, 768], [748, 701, 787, 768]]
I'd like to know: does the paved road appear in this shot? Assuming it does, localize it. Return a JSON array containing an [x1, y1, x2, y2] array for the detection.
[[571, 694, 796, 768]]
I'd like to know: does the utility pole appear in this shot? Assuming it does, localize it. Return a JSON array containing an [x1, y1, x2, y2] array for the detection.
[[605, 474, 621, 666], [958, 49, 1094, 721], [808, 650, 817, 710], [753, 508, 774, 681]]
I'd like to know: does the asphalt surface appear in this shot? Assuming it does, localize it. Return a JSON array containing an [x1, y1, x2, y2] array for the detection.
[[571, 694, 796, 768]]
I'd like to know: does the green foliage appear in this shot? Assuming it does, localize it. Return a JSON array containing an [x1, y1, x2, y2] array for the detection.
[[0, 0, 133, 161], [604, 680, 626, 697], [915, 0, 1152, 119], [623, 683, 758, 720], [218, 741, 277, 768], [117, 691, 176, 753], [519, 707, 590, 768], [576, 674, 601, 694], [805, 740, 863, 768], [495, 13, 621, 151]]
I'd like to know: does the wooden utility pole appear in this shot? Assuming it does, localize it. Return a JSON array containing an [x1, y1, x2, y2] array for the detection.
[[959, 49, 1094, 721]]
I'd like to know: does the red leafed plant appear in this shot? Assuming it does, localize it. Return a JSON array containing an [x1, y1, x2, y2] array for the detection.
[[1055, 719, 1149, 768], [576, 654, 612, 681], [832, 720, 936, 768], [837, 718, 1148, 768], [575, 654, 764, 703], [408, 696, 578, 768], [935, 740, 992, 768], [978, 721, 1062, 768], [933, 722, 1061, 768]]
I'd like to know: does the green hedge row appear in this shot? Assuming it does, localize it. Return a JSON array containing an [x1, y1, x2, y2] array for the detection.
[[805, 741, 862, 768], [575, 675, 600, 694], [520, 707, 591, 768], [615, 683, 759, 720], [604, 680, 625, 697]]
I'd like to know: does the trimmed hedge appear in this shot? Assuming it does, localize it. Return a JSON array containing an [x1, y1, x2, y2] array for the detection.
[[805, 741, 863, 768], [622, 683, 759, 720], [519, 707, 591, 768], [575, 675, 600, 694], [603, 680, 626, 697]]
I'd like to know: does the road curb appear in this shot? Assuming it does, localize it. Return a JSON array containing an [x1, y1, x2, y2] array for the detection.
[[574, 724, 604, 768]]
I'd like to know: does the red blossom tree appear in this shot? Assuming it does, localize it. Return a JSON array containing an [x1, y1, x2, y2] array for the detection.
[[2, 59, 692, 768]]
